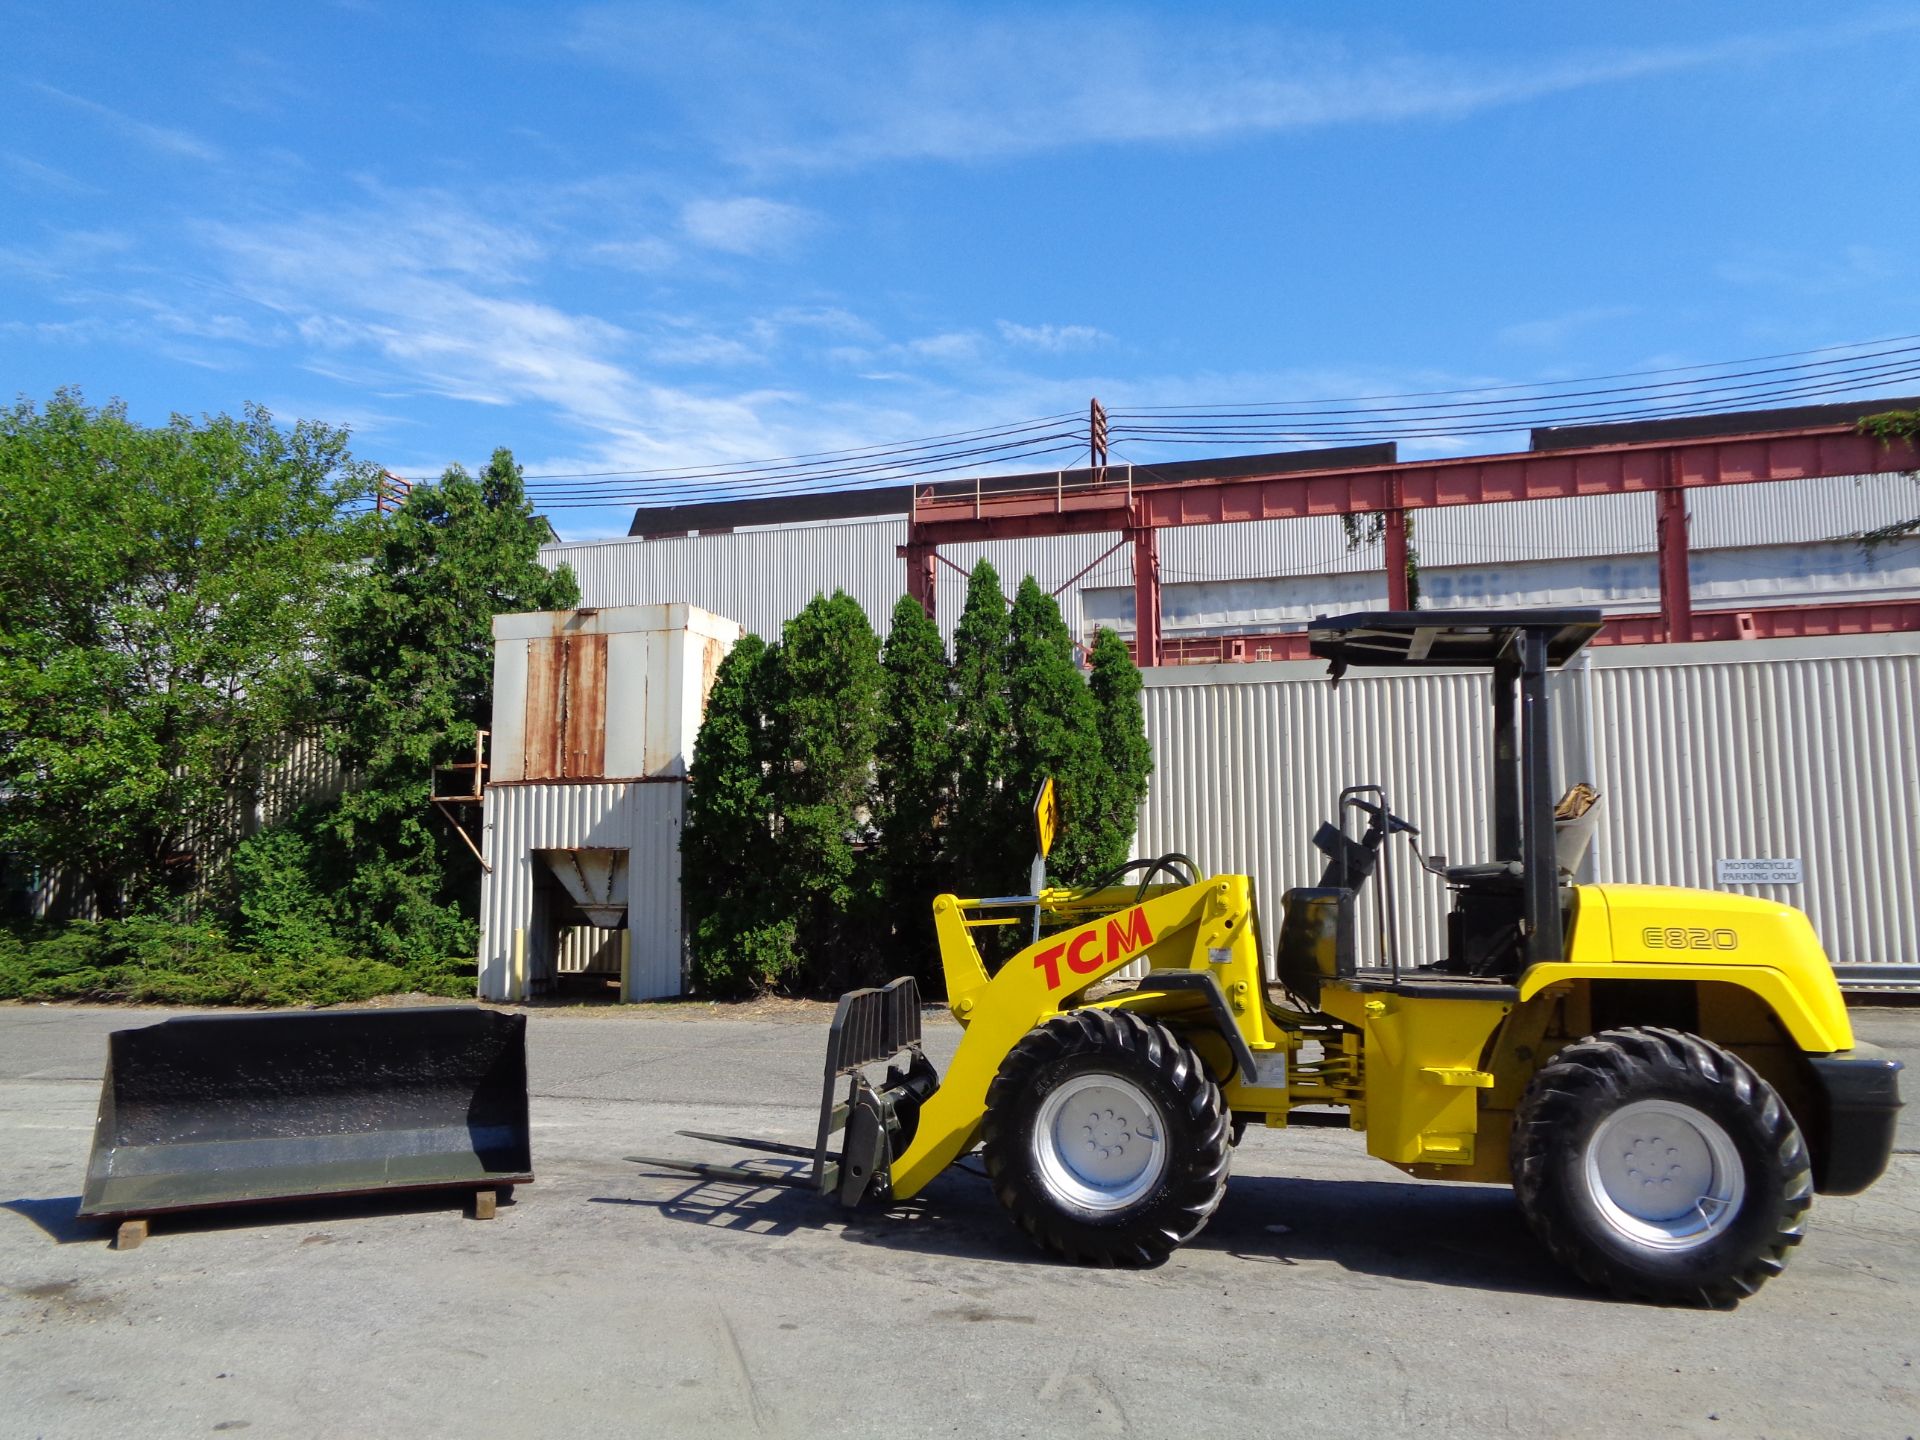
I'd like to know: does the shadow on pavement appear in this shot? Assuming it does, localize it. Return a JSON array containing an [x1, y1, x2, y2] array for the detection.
[[607, 1159, 1601, 1302], [1, 1196, 106, 1245], [2, 1186, 518, 1246], [1197, 1174, 1594, 1301]]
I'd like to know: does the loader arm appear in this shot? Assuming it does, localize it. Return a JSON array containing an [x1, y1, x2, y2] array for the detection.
[[890, 877, 1252, 1198]]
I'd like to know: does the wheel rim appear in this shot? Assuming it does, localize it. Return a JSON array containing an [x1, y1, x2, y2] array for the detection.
[[1031, 1072, 1169, 1216], [1581, 1099, 1747, 1251]]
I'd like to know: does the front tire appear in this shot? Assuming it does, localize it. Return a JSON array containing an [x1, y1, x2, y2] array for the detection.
[[981, 1010, 1230, 1267], [1511, 1027, 1812, 1307]]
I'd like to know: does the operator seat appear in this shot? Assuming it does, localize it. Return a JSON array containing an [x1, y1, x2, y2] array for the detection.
[[1429, 785, 1600, 979]]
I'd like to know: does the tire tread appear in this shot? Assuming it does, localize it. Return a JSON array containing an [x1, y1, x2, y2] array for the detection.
[[1512, 1025, 1811, 1307], [982, 1009, 1229, 1267]]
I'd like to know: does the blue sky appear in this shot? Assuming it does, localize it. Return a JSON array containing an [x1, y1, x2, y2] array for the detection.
[[4, 2, 1918, 538]]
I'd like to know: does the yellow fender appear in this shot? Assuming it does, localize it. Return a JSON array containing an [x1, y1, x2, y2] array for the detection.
[[1541, 885, 1856, 1053]]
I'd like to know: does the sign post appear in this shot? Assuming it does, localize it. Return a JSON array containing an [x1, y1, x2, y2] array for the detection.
[[1030, 778, 1059, 942]]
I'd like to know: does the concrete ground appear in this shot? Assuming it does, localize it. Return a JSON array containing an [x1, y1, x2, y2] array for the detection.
[[2, 1003, 1915, 1440]]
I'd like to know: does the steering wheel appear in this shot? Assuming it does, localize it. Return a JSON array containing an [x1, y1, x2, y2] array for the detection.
[[1350, 797, 1420, 838]]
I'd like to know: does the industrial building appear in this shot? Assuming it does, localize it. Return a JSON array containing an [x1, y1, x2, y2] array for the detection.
[[507, 402, 1918, 992]]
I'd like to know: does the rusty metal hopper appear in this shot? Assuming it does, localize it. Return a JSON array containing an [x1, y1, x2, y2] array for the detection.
[[79, 1008, 532, 1222]]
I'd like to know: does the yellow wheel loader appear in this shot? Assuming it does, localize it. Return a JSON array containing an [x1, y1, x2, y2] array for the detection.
[[639, 609, 1902, 1307]]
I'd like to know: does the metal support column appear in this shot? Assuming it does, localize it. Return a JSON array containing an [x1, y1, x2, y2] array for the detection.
[[1384, 499, 1410, 611], [902, 539, 937, 619], [1131, 519, 1162, 667], [1658, 460, 1692, 644], [1490, 658, 1521, 863], [1518, 628, 1563, 966]]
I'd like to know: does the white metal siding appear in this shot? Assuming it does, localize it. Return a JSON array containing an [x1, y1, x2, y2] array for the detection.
[[1136, 633, 1920, 979], [1137, 661, 1500, 970], [555, 925, 623, 975], [1582, 635, 1920, 974], [1688, 471, 1920, 549], [478, 781, 687, 1000]]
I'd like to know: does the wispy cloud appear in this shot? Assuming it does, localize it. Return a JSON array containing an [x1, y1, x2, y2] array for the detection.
[[29, 83, 223, 163], [679, 195, 815, 255], [588, 236, 678, 272], [563, 7, 1920, 171], [999, 321, 1110, 353], [0, 151, 102, 196], [1497, 305, 1639, 348], [0, 228, 138, 281], [1716, 244, 1902, 296], [195, 190, 914, 503]]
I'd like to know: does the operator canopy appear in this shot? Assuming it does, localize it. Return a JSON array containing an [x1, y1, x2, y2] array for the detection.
[[1308, 608, 1603, 680]]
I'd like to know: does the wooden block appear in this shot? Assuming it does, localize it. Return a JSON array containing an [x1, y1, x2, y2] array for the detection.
[[470, 1189, 497, 1221], [115, 1219, 149, 1250]]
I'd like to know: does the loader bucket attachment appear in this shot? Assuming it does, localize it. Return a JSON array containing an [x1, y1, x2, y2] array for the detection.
[[78, 1007, 533, 1222], [629, 975, 936, 1205]]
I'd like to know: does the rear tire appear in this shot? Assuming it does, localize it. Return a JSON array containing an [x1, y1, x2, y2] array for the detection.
[[1511, 1027, 1812, 1307], [982, 1009, 1229, 1267]]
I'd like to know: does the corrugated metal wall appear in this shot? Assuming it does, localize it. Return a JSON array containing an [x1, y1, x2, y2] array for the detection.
[[1136, 632, 1920, 981], [478, 781, 686, 1000], [1581, 634, 1920, 976], [555, 925, 623, 975]]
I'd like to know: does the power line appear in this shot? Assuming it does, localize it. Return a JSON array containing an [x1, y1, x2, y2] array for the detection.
[[1108, 349, 1920, 433], [1107, 333, 1920, 413], [381, 335, 1920, 513]]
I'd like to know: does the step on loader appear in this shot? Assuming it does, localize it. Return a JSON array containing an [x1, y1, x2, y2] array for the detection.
[[639, 608, 1902, 1307]]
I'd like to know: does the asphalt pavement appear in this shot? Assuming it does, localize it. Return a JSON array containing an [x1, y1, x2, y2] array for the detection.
[[2, 1001, 1916, 1440]]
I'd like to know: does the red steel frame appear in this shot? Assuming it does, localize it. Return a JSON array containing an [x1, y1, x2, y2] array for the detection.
[[901, 424, 1920, 661]]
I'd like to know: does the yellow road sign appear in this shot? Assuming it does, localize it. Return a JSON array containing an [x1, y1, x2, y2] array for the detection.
[[1032, 777, 1058, 859]]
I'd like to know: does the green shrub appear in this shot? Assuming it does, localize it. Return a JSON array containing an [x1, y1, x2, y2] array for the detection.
[[0, 915, 475, 1006], [687, 913, 801, 998]]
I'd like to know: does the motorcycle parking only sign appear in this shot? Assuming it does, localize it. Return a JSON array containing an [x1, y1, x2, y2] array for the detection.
[[1716, 857, 1803, 885]]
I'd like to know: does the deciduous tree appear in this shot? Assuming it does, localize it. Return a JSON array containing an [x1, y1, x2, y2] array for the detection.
[[0, 391, 367, 913]]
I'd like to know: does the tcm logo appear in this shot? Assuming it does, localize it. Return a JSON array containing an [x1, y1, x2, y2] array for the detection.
[[1643, 926, 1739, 952], [1033, 909, 1155, 990]]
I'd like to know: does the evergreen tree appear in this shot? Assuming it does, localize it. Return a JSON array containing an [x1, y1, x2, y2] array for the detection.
[[949, 560, 1018, 897], [766, 591, 884, 989], [872, 595, 954, 985], [321, 448, 578, 963], [681, 633, 799, 994], [1005, 577, 1100, 886], [1084, 625, 1153, 877]]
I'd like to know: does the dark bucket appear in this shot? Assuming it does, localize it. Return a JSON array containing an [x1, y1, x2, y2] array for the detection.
[[79, 1007, 532, 1220]]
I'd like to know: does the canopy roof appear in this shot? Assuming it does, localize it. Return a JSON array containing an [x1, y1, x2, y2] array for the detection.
[[1307, 609, 1604, 671]]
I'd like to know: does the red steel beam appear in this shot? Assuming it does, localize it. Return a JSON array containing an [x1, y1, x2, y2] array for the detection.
[[910, 425, 1920, 545]]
